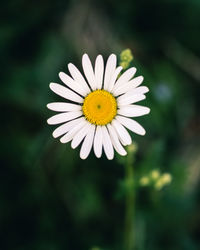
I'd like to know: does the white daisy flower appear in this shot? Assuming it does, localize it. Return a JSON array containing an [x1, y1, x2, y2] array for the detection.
[[47, 54, 150, 160]]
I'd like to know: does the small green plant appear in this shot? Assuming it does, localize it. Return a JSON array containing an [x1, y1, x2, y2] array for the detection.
[[120, 49, 134, 69]]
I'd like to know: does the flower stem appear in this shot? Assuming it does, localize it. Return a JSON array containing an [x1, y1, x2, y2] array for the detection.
[[124, 151, 135, 250]]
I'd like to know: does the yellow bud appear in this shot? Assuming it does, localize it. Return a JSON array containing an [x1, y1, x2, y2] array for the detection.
[[154, 179, 164, 190], [161, 173, 172, 185], [140, 176, 149, 186], [151, 170, 160, 180], [127, 142, 138, 154]]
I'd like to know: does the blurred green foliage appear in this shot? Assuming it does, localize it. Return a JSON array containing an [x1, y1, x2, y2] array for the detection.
[[1, 0, 200, 249]]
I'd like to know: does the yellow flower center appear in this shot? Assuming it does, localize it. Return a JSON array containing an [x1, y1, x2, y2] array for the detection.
[[82, 90, 117, 125]]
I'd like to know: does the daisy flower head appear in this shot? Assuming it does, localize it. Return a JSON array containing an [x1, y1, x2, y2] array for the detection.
[[47, 54, 150, 160]]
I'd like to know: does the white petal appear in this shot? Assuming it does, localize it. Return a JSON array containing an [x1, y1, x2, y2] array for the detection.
[[93, 126, 103, 158], [80, 125, 95, 159], [131, 86, 149, 95], [102, 126, 114, 160], [118, 105, 150, 117], [47, 111, 82, 125], [59, 72, 87, 96], [111, 119, 132, 146], [49, 83, 83, 103], [104, 54, 117, 91], [117, 94, 146, 106], [113, 76, 144, 96], [60, 119, 87, 143], [107, 66, 123, 92], [82, 54, 96, 90], [95, 55, 104, 89], [130, 76, 144, 88], [52, 117, 85, 138], [47, 102, 81, 112], [71, 122, 92, 149], [116, 115, 146, 135], [68, 63, 91, 93], [107, 124, 127, 156], [111, 67, 136, 92], [123, 86, 149, 97]]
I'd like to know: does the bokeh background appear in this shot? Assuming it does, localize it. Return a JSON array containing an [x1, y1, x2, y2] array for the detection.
[[1, 0, 200, 249]]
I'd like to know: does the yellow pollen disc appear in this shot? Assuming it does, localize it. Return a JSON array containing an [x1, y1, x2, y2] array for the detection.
[[82, 90, 117, 126]]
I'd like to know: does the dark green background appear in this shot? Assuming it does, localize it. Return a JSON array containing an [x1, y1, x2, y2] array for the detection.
[[1, 0, 200, 249]]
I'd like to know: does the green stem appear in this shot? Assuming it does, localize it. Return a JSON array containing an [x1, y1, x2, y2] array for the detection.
[[124, 152, 135, 250]]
